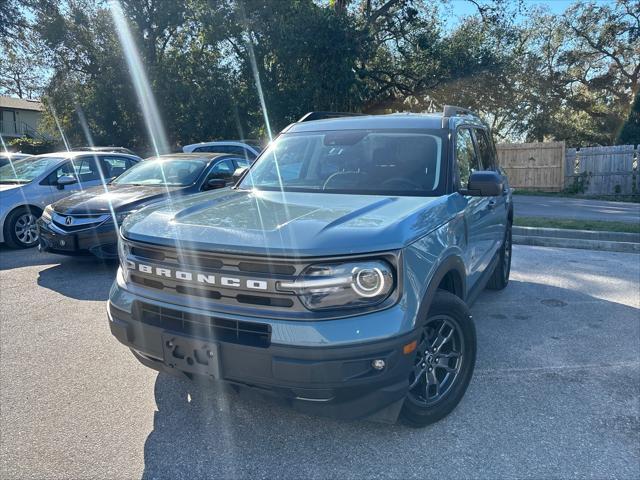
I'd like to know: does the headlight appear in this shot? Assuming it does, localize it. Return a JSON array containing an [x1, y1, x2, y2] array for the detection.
[[117, 236, 131, 273], [42, 204, 54, 222], [277, 260, 394, 311]]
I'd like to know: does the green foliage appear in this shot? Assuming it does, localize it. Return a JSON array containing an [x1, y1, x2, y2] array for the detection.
[[7, 0, 637, 152], [617, 93, 640, 146], [7, 137, 59, 155]]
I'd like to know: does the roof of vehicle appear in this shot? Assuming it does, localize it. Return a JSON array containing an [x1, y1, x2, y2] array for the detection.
[[30, 151, 140, 160], [144, 152, 235, 162], [76, 146, 137, 155], [182, 140, 262, 153], [285, 112, 486, 133], [0, 153, 31, 159]]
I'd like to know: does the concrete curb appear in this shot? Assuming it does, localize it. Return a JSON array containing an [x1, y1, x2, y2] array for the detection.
[[513, 226, 640, 253]]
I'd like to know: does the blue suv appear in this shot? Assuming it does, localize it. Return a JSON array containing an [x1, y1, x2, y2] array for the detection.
[[108, 107, 512, 426]]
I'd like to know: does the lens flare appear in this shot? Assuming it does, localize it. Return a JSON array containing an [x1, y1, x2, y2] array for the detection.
[[109, 0, 169, 156]]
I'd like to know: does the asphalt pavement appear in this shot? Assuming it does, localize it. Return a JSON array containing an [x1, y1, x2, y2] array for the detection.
[[0, 245, 639, 479], [514, 194, 640, 223]]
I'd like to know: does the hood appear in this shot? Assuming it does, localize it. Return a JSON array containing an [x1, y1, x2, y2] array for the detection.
[[53, 184, 186, 214], [123, 189, 462, 257]]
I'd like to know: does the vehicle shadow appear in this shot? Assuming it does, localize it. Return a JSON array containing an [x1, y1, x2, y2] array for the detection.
[[0, 244, 62, 270], [141, 280, 639, 479], [36, 256, 118, 301]]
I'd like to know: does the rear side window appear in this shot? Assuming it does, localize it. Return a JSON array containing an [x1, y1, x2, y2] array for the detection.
[[76, 156, 102, 182], [455, 128, 480, 187], [474, 129, 497, 170], [102, 156, 134, 178]]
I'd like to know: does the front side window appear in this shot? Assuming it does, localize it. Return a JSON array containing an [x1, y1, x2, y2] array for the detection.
[[474, 129, 496, 170], [112, 158, 206, 186], [206, 159, 235, 179], [456, 128, 480, 187], [0, 156, 64, 184], [239, 129, 445, 196]]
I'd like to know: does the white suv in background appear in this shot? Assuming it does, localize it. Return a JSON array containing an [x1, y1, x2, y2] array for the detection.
[[0, 151, 140, 248], [182, 140, 263, 160]]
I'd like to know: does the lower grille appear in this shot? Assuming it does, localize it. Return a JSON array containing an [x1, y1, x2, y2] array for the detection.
[[135, 302, 271, 348]]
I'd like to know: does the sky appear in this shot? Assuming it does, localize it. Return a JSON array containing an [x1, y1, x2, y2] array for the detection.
[[444, 0, 617, 27]]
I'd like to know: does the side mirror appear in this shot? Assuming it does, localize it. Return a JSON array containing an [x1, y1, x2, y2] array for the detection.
[[205, 178, 227, 190], [232, 166, 248, 185], [56, 175, 78, 189], [462, 171, 503, 197]]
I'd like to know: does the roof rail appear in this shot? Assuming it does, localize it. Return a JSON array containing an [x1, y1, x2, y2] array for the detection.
[[297, 111, 365, 122], [442, 105, 478, 118]]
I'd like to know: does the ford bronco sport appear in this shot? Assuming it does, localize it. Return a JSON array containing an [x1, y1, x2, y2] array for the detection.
[[108, 106, 512, 426]]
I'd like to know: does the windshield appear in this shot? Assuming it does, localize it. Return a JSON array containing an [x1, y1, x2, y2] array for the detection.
[[239, 129, 445, 195], [112, 158, 206, 186], [0, 156, 63, 184]]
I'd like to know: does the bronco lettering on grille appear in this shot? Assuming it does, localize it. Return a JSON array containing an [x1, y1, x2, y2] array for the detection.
[[126, 260, 269, 290]]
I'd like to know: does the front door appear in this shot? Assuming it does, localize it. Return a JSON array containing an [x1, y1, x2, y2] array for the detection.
[[455, 127, 494, 290]]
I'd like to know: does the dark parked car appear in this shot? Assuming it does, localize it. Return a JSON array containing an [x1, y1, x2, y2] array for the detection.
[[38, 153, 249, 259], [109, 107, 512, 426]]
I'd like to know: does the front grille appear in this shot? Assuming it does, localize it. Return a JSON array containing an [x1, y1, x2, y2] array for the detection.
[[52, 212, 110, 232], [126, 242, 303, 311], [136, 302, 271, 348]]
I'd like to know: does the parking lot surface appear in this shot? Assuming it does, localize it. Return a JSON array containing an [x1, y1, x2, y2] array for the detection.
[[1, 245, 638, 479]]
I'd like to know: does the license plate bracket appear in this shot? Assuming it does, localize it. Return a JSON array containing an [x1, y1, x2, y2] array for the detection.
[[161, 334, 220, 378]]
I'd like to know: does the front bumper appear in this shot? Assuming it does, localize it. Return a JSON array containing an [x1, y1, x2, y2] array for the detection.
[[108, 297, 418, 421], [37, 218, 119, 259]]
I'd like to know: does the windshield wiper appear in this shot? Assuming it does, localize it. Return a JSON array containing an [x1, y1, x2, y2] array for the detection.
[[0, 180, 27, 184]]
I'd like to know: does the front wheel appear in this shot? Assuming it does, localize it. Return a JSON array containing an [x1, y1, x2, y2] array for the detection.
[[400, 290, 476, 427], [4, 207, 40, 248]]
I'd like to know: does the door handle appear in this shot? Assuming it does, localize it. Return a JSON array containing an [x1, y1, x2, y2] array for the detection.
[[487, 200, 497, 209]]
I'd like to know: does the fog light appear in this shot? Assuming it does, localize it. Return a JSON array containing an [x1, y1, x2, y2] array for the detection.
[[371, 359, 385, 370]]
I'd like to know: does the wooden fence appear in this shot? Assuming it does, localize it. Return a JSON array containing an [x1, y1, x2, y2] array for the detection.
[[496, 142, 639, 196], [496, 142, 565, 192], [565, 145, 639, 196]]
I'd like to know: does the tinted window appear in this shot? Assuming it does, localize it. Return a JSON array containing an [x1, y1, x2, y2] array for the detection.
[[456, 128, 480, 187], [233, 158, 251, 168], [102, 156, 133, 178], [239, 130, 445, 195], [206, 159, 235, 179], [76, 156, 102, 182], [474, 129, 496, 170], [194, 145, 232, 154]]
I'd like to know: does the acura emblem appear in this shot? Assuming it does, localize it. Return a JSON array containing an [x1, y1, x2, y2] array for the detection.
[[65, 216, 73, 226]]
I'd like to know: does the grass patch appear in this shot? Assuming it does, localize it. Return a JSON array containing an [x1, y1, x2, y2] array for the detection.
[[515, 216, 640, 234], [512, 190, 640, 203]]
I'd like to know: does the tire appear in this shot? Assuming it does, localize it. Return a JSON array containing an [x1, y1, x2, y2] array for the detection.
[[3, 207, 41, 249], [399, 290, 476, 427], [486, 222, 512, 290]]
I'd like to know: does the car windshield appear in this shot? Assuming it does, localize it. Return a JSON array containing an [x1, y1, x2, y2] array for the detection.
[[112, 158, 206, 186], [0, 156, 63, 184], [239, 129, 445, 195]]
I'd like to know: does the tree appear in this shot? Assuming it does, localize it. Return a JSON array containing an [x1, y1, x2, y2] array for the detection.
[[617, 92, 640, 145]]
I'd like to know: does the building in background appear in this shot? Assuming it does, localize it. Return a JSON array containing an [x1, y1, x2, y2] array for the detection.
[[0, 96, 43, 139]]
